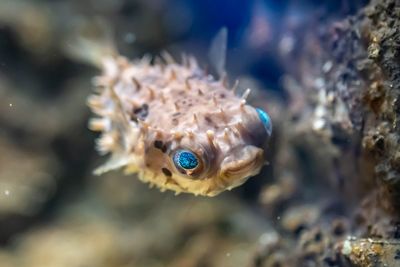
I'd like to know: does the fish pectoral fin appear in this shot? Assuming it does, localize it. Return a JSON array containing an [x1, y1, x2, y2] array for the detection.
[[93, 154, 132, 175]]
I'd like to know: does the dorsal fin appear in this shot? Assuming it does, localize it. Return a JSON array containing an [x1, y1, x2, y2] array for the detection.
[[208, 27, 228, 78]]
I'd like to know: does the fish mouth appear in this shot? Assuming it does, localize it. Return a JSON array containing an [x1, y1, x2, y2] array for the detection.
[[219, 145, 264, 185]]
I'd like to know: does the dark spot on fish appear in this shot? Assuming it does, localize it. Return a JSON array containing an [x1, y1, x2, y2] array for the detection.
[[162, 141, 171, 153], [219, 93, 226, 98], [205, 116, 212, 124], [154, 140, 163, 150], [172, 118, 179, 125], [132, 103, 149, 120], [172, 112, 181, 117], [162, 167, 172, 177], [161, 145, 168, 153], [153, 140, 168, 153]]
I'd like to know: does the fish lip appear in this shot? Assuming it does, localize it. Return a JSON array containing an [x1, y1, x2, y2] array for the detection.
[[219, 146, 264, 181]]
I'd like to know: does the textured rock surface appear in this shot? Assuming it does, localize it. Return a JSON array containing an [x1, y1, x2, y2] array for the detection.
[[252, 0, 400, 266]]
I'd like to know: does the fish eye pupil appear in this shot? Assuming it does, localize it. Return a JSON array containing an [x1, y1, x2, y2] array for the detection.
[[256, 108, 272, 136], [174, 150, 199, 170]]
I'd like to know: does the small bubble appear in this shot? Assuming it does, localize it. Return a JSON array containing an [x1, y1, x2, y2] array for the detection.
[[9, 103, 12, 107], [226, 252, 231, 257], [5, 190, 10, 196]]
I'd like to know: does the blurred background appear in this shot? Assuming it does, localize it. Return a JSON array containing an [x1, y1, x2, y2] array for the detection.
[[0, 0, 368, 266]]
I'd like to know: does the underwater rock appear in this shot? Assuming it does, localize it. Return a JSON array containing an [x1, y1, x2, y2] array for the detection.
[[339, 238, 400, 266], [294, 0, 400, 215], [254, 0, 400, 266], [280, 205, 320, 234]]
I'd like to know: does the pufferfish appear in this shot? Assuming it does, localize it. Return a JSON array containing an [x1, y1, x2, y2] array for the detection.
[[85, 31, 272, 196]]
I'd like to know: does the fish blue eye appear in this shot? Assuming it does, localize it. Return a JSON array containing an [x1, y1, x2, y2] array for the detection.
[[173, 150, 199, 170], [256, 108, 272, 136]]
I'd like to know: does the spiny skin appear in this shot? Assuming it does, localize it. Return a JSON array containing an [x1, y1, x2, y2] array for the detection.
[[88, 54, 271, 196]]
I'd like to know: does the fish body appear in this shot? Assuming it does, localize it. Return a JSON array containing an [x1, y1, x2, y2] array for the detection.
[[88, 52, 272, 196]]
